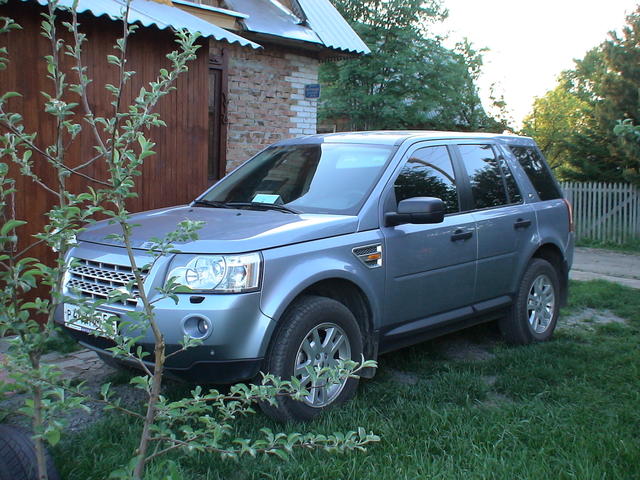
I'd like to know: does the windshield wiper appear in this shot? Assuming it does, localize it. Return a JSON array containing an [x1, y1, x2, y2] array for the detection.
[[225, 202, 300, 214], [191, 199, 232, 209]]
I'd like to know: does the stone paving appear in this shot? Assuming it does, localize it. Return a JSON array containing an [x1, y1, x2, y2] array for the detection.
[[0, 339, 114, 394]]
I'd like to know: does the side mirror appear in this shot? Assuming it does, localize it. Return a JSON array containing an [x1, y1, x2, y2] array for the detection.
[[385, 197, 445, 227]]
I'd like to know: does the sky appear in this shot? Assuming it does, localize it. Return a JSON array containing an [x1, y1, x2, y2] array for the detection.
[[435, 0, 639, 127]]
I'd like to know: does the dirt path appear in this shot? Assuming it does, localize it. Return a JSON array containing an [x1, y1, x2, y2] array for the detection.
[[570, 247, 640, 289]]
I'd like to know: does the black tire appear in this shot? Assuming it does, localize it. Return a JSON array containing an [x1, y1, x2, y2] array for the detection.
[[500, 258, 560, 345], [260, 295, 363, 423], [0, 425, 60, 480]]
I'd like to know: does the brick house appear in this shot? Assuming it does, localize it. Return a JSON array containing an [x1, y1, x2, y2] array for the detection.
[[0, 0, 368, 276], [170, 0, 370, 174]]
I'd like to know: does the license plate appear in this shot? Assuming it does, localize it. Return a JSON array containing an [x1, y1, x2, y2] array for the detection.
[[63, 303, 117, 337]]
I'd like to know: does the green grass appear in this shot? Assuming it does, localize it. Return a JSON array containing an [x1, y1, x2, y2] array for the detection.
[[53, 280, 640, 479], [576, 237, 640, 254]]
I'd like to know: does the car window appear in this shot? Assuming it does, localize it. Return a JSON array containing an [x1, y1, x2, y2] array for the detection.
[[202, 143, 394, 215], [458, 144, 511, 210], [498, 154, 523, 204], [393, 146, 459, 213], [509, 146, 562, 201]]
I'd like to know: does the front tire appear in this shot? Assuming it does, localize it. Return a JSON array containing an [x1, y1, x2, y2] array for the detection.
[[0, 425, 60, 480], [500, 258, 560, 345], [260, 296, 363, 423]]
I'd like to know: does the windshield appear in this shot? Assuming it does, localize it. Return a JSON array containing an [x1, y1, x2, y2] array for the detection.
[[199, 143, 395, 215]]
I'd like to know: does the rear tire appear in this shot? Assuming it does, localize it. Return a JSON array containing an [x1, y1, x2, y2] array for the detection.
[[0, 425, 60, 480], [260, 296, 363, 423], [500, 258, 560, 345]]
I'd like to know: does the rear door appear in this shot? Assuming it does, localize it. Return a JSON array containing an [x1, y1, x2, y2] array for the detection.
[[381, 143, 477, 325], [452, 143, 536, 303]]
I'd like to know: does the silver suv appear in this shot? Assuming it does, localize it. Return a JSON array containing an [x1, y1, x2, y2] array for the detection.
[[57, 131, 574, 422]]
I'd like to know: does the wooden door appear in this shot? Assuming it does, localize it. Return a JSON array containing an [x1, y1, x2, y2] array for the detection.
[[208, 47, 228, 181]]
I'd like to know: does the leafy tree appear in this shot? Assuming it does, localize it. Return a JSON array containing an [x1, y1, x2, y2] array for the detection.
[[614, 119, 640, 184], [319, 0, 504, 132], [521, 83, 593, 169], [524, 7, 640, 184]]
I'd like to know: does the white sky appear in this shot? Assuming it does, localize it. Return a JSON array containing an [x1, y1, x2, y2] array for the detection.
[[435, 0, 639, 127]]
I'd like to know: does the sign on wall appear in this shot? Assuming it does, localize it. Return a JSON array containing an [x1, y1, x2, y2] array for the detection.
[[304, 84, 321, 99]]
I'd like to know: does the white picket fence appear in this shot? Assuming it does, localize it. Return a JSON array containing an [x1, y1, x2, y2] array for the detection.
[[561, 182, 640, 244]]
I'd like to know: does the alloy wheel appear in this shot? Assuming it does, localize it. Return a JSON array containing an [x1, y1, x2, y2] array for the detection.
[[526, 274, 556, 334], [293, 322, 351, 408]]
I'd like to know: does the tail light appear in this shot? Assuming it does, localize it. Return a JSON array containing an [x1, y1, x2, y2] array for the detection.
[[563, 198, 574, 232]]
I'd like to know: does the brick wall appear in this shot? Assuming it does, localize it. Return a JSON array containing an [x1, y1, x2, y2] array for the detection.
[[225, 44, 319, 171]]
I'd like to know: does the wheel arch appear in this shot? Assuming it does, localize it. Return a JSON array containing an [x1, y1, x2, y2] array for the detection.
[[530, 242, 569, 306], [263, 277, 378, 376]]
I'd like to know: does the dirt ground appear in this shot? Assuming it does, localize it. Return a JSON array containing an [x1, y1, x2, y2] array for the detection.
[[570, 247, 640, 288]]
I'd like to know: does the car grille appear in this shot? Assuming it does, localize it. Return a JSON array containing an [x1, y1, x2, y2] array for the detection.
[[66, 258, 148, 307]]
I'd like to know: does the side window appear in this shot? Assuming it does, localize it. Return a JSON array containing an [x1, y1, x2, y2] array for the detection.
[[499, 155, 523, 204], [459, 144, 511, 209], [509, 146, 562, 200], [393, 146, 459, 213]]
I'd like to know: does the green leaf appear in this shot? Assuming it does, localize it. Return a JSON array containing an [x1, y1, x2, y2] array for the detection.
[[1, 91, 22, 100], [1, 219, 26, 236], [44, 428, 61, 446]]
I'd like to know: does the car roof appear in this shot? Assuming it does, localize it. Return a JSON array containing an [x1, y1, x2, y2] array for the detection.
[[274, 131, 536, 147]]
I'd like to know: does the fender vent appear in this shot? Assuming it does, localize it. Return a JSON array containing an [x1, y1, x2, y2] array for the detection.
[[353, 244, 383, 268]]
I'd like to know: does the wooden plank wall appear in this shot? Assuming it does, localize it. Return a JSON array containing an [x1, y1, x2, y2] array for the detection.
[[0, 2, 211, 269]]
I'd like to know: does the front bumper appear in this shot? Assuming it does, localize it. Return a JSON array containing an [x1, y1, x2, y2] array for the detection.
[[62, 327, 263, 383], [55, 290, 274, 383], [56, 242, 276, 384]]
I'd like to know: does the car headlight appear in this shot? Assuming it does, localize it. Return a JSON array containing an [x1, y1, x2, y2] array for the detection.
[[167, 253, 262, 293]]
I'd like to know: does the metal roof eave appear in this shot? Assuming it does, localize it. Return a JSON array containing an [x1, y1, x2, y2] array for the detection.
[[295, 0, 370, 55], [22, 0, 261, 49], [225, 0, 369, 56], [225, 0, 321, 46]]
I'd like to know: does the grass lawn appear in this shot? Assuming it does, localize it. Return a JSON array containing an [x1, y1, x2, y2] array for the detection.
[[53, 280, 640, 479], [576, 237, 640, 255]]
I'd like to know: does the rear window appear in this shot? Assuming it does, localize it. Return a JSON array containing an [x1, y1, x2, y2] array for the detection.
[[458, 144, 522, 210], [509, 146, 562, 201]]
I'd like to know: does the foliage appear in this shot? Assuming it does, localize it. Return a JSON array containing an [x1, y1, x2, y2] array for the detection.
[[319, 0, 504, 132], [523, 7, 640, 184], [613, 118, 640, 183], [521, 83, 593, 169], [0, 1, 378, 479]]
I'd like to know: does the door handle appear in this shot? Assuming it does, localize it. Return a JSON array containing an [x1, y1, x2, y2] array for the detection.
[[513, 218, 532, 229], [450, 229, 473, 242]]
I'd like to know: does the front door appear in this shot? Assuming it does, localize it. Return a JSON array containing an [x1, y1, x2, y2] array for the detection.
[[382, 144, 477, 328], [453, 143, 536, 302]]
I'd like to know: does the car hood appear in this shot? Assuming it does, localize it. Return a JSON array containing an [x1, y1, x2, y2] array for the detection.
[[77, 205, 358, 253]]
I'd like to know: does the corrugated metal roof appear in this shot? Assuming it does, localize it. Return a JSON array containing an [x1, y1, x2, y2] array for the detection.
[[225, 0, 321, 45], [22, 0, 261, 49], [172, 0, 249, 19], [225, 0, 369, 55], [296, 0, 370, 54]]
